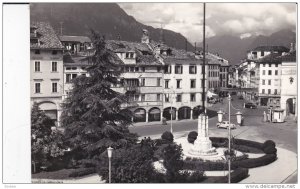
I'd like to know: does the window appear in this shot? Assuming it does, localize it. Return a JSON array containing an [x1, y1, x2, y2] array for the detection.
[[268, 89, 271, 94], [157, 67, 161, 72], [66, 74, 71, 83], [35, 83, 40, 93], [269, 64, 271, 67], [52, 62, 57, 72], [262, 80, 265, 85], [157, 94, 161, 101], [189, 65, 197, 74], [176, 94, 182, 102], [66, 67, 71, 70], [72, 74, 77, 79], [262, 89, 265, 94], [135, 67, 139, 72], [141, 67, 145, 72], [130, 67, 134, 72], [35, 50, 40, 54], [34, 61, 40, 72], [268, 70, 272, 75], [157, 78, 161, 86], [275, 70, 278, 75], [268, 80, 271, 85], [134, 94, 139, 101], [270, 99, 273, 103], [263, 70, 266, 75], [52, 50, 57, 55], [52, 83, 57, 93], [141, 78, 145, 86], [176, 79, 182, 89], [274, 89, 278, 95], [165, 94, 170, 102], [164, 65, 171, 74], [261, 51, 265, 56], [165, 80, 169, 89], [275, 64, 278, 67], [190, 93, 196, 102], [175, 64, 183, 74], [190, 79, 196, 88], [263, 64, 265, 67], [141, 94, 145, 101]]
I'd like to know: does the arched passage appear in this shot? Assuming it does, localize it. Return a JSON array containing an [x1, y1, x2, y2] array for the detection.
[[148, 107, 161, 122], [178, 106, 191, 120], [38, 101, 57, 120], [192, 106, 204, 119], [286, 98, 295, 115], [133, 108, 146, 122], [163, 107, 177, 120]]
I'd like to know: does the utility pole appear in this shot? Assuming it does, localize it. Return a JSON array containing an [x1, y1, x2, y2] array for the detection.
[[202, 3, 206, 111]]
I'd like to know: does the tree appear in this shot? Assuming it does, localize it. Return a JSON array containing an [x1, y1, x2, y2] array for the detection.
[[31, 103, 65, 173], [98, 138, 162, 183], [61, 31, 138, 159]]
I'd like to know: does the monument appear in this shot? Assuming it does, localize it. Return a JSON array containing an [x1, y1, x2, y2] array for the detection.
[[188, 113, 218, 156]]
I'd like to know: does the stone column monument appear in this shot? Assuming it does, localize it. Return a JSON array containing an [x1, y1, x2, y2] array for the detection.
[[188, 113, 217, 156]]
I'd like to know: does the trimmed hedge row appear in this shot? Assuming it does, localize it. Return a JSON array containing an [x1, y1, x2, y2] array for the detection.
[[231, 154, 277, 169], [68, 167, 96, 178], [202, 168, 249, 183], [184, 154, 249, 171]]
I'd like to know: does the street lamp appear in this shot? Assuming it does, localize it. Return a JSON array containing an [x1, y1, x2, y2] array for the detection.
[[107, 146, 113, 183], [228, 94, 232, 184]]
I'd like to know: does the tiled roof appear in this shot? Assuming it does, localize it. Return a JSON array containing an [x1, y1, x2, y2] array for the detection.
[[59, 35, 91, 43], [106, 40, 162, 65], [252, 46, 289, 52], [281, 51, 296, 62], [30, 22, 64, 49], [255, 53, 282, 63]]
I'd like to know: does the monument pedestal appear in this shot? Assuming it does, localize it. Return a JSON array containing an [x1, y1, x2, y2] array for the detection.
[[188, 113, 217, 157]]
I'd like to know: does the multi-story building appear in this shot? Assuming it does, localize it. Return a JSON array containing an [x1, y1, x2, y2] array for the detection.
[[247, 46, 289, 60], [256, 53, 283, 107], [30, 22, 64, 126], [107, 38, 164, 123], [280, 50, 297, 119], [160, 48, 208, 120]]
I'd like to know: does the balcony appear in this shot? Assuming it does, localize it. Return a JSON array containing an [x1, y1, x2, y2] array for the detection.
[[125, 86, 140, 93]]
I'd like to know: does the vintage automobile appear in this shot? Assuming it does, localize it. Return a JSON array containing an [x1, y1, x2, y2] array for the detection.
[[245, 102, 257, 109], [217, 121, 236, 129]]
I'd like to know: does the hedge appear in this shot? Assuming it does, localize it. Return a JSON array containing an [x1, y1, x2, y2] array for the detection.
[[231, 154, 277, 169], [187, 131, 198, 144], [161, 131, 174, 142], [68, 167, 96, 178], [202, 168, 249, 183]]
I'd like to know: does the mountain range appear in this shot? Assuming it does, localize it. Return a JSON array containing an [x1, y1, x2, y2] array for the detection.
[[30, 3, 296, 65]]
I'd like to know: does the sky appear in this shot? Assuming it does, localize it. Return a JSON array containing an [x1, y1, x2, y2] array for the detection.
[[119, 3, 297, 43]]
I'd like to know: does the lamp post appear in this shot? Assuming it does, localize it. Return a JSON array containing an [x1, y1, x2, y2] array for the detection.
[[228, 94, 231, 183], [107, 146, 113, 183]]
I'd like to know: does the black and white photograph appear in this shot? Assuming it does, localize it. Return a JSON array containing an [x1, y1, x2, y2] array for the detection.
[[2, 1, 298, 186]]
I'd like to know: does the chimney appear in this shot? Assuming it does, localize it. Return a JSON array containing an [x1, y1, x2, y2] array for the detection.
[[141, 29, 150, 44]]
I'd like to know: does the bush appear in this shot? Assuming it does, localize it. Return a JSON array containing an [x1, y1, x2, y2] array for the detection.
[[68, 167, 96, 177], [231, 154, 277, 169], [187, 131, 198, 144], [263, 146, 277, 154], [161, 131, 174, 143], [262, 140, 276, 150], [233, 138, 263, 150], [162, 144, 183, 182]]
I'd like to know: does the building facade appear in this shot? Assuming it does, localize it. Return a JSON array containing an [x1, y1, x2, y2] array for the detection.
[[30, 22, 64, 126], [280, 51, 297, 119]]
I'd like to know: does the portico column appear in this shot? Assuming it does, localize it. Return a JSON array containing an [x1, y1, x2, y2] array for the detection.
[[175, 109, 179, 121], [160, 110, 163, 121], [146, 111, 149, 122], [57, 109, 62, 127], [190, 108, 193, 119]]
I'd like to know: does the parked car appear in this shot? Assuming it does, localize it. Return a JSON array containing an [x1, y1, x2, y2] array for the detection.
[[216, 121, 236, 129], [245, 102, 257, 109], [238, 96, 244, 100]]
